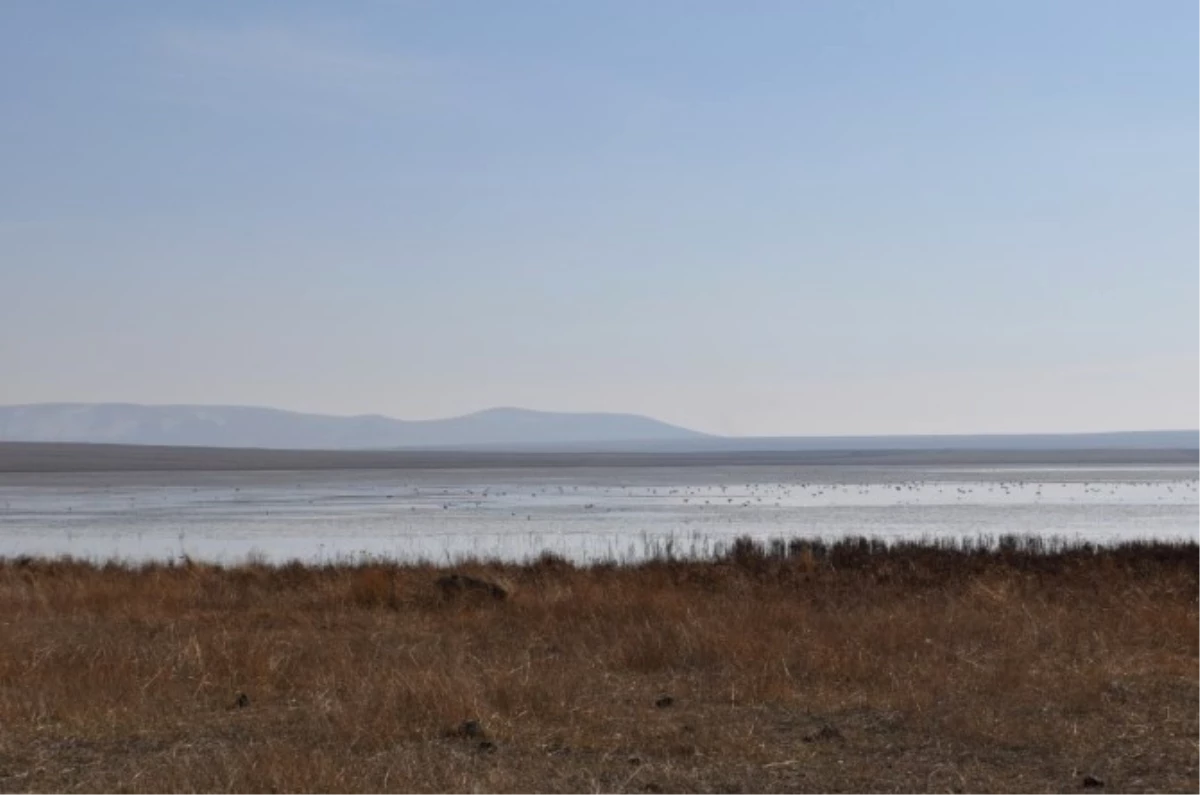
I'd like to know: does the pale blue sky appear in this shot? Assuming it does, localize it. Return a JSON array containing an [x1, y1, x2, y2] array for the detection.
[[2, 1, 1196, 435]]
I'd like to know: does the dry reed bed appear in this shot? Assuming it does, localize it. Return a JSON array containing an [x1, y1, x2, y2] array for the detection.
[[0, 537, 1195, 793]]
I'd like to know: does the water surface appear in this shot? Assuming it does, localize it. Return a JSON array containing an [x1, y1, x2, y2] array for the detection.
[[0, 464, 1195, 563]]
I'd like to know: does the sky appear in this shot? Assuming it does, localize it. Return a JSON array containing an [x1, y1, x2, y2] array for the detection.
[[1, 1, 1196, 437]]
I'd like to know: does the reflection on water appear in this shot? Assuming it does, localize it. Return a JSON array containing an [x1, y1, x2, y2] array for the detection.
[[0, 465, 1196, 564]]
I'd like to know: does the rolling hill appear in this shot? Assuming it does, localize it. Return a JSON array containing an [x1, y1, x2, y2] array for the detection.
[[0, 403, 709, 449]]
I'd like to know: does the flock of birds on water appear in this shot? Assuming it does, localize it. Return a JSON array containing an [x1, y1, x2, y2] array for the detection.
[[7, 475, 1200, 521], [3, 477, 1197, 519], [2, 474, 1194, 564]]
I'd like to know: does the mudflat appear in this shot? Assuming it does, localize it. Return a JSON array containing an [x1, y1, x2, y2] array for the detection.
[[0, 441, 1196, 473]]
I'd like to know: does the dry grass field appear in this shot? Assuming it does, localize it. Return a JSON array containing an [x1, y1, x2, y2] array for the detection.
[[0, 537, 1195, 793]]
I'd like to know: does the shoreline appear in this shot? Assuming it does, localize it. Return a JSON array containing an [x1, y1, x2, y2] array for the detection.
[[4, 533, 1197, 570]]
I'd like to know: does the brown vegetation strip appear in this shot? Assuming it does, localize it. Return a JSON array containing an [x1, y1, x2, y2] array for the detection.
[[0, 538, 1195, 793]]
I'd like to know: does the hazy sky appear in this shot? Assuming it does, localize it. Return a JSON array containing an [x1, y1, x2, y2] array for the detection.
[[2, 1, 1197, 436]]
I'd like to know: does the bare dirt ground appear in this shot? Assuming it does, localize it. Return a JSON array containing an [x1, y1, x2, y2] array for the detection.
[[0, 538, 1195, 793]]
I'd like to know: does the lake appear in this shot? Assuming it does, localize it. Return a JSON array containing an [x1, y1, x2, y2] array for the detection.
[[0, 464, 1195, 564]]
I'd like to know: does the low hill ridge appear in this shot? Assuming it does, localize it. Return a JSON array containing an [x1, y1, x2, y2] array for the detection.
[[0, 403, 708, 449]]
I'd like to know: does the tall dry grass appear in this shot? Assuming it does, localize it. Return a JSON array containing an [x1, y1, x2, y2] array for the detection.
[[0, 537, 1195, 793]]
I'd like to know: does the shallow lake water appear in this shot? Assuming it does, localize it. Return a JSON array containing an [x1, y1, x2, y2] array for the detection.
[[0, 464, 1195, 564]]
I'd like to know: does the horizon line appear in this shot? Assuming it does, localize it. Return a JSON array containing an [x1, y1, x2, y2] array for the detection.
[[0, 401, 1195, 440]]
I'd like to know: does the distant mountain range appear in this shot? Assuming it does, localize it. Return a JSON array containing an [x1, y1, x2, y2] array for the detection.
[[0, 403, 1194, 452], [0, 403, 708, 449]]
